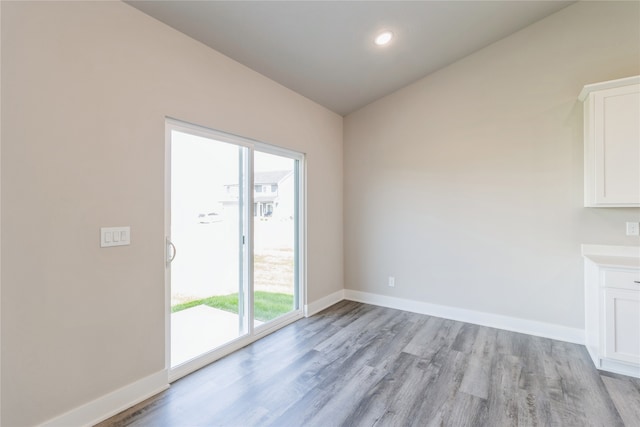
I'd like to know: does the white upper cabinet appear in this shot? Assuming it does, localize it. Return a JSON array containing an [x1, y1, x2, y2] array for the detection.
[[579, 76, 640, 207]]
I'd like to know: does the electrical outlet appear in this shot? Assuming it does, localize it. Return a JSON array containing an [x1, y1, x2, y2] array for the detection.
[[626, 222, 640, 236], [388, 276, 395, 287]]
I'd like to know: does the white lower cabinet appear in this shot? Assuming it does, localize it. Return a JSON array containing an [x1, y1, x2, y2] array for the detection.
[[583, 245, 640, 378], [603, 287, 640, 365]]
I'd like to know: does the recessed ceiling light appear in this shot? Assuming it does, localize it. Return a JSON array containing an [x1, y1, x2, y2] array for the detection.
[[374, 31, 393, 46]]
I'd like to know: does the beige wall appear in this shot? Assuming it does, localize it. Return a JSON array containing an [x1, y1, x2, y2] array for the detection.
[[344, 1, 640, 331], [0, 2, 342, 426], [3, 0, 640, 425]]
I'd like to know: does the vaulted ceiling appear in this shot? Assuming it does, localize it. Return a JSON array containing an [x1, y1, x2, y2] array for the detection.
[[127, 1, 574, 115]]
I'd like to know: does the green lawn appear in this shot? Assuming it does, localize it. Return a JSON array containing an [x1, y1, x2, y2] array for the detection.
[[171, 291, 294, 322]]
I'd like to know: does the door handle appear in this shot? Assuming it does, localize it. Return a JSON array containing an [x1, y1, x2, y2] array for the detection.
[[166, 238, 177, 263]]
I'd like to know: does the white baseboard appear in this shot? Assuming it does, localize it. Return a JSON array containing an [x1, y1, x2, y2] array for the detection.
[[599, 358, 640, 379], [304, 289, 345, 317], [344, 289, 585, 345], [39, 370, 169, 427]]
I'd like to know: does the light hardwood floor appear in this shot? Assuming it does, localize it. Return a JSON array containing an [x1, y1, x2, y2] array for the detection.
[[99, 301, 640, 426]]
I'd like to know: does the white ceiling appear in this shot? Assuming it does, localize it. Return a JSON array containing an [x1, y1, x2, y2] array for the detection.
[[127, 1, 574, 115]]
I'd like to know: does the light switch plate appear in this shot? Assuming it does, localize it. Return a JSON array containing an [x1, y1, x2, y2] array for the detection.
[[626, 222, 640, 236], [101, 226, 131, 247]]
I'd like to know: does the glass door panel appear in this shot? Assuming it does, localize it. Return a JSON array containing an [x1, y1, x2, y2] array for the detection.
[[253, 151, 298, 327], [170, 129, 248, 368]]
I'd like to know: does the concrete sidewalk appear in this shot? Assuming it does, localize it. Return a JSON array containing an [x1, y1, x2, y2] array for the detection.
[[171, 305, 262, 367]]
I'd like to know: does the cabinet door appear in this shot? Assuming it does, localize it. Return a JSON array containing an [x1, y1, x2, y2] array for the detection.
[[604, 288, 640, 364], [592, 85, 640, 206]]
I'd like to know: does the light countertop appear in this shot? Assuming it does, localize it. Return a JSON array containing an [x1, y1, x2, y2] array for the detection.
[[582, 244, 640, 269]]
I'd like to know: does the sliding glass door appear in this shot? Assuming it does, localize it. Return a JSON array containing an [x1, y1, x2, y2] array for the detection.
[[169, 129, 249, 368], [253, 151, 299, 327], [166, 120, 304, 378]]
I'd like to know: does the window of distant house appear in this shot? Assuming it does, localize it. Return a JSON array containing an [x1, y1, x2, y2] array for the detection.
[[271, 184, 277, 192], [255, 185, 262, 193]]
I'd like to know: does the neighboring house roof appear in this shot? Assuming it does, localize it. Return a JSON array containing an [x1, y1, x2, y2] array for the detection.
[[222, 169, 293, 204], [225, 170, 292, 189], [254, 170, 291, 185], [254, 195, 277, 202]]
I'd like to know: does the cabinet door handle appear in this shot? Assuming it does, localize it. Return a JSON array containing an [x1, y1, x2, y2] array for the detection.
[[635, 281, 640, 284]]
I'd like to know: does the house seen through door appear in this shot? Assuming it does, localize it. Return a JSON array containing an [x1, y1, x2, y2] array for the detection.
[[167, 120, 304, 375]]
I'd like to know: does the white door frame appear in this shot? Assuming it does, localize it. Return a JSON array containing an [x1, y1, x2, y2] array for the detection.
[[164, 118, 306, 382]]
